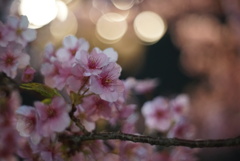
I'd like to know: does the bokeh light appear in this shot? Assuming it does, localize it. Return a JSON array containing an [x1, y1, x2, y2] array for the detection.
[[61, 0, 73, 4], [18, 0, 58, 29], [111, 0, 135, 10], [50, 11, 78, 40], [134, 11, 166, 44], [89, 7, 102, 24], [96, 12, 128, 43], [56, 0, 68, 21]]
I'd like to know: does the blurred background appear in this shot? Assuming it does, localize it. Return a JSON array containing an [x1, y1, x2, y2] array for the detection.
[[1, 0, 240, 160]]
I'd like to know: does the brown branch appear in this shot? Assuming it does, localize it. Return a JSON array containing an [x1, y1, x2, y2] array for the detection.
[[60, 132, 240, 148], [69, 104, 89, 134]]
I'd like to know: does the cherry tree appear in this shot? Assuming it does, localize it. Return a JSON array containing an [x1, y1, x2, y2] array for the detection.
[[0, 8, 240, 161]]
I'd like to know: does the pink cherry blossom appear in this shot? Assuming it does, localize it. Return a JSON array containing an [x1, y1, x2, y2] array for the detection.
[[42, 43, 57, 63], [41, 61, 70, 90], [0, 127, 18, 160], [119, 141, 154, 161], [16, 138, 34, 160], [150, 152, 171, 161], [99, 153, 119, 161], [71, 140, 107, 161], [124, 77, 137, 90], [41, 37, 90, 90], [121, 110, 138, 133], [5, 15, 36, 47], [56, 35, 89, 65], [117, 103, 136, 120], [65, 64, 88, 93], [0, 89, 20, 159], [142, 96, 172, 132], [170, 147, 198, 161], [15, 106, 38, 137], [80, 95, 113, 121], [109, 93, 136, 121], [35, 97, 71, 137], [74, 104, 96, 132], [170, 94, 190, 121], [0, 21, 8, 47], [92, 47, 118, 62], [0, 42, 30, 78], [124, 77, 159, 94], [21, 66, 36, 82], [134, 78, 159, 94], [76, 48, 109, 76], [167, 118, 196, 139], [15, 107, 41, 144], [41, 43, 71, 90], [39, 141, 64, 161], [90, 62, 124, 102]]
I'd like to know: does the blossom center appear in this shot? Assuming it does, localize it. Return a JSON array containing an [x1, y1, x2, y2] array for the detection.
[[47, 107, 57, 118], [26, 116, 36, 130], [5, 55, 15, 66], [175, 125, 184, 136], [155, 110, 165, 118], [16, 28, 22, 35], [95, 100, 105, 110], [88, 57, 97, 69], [101, 77, 112, 86], [174, 105, 183, 114], [69, 48, 77, 55]]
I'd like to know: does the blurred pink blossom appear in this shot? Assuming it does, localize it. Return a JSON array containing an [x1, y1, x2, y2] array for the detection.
[[56, 35, 89, 66], [170, 147, 198, 161], [134, 78, 159, 94], [124, 77, 159, 94], [0, 42, 30, 78], [35, 97, 71, 137], [5, 15, 36, 47], [15, 105, 40, 144], [96, 47, 118, 62], [119, 141, 154, 161], [142, 96, 172, 132], [80, 95, 113, 121], [0, 21, 8, 47], [41, 60, 71, 90], [71, 140, 107, 161], [66, 64, 87, 93], [170, 94, 190, 121], [39, 141, 64, 161], [21, 66, 36, 82], [74, 104, 96, 132], [167, 118, 196, 139], [42, 43, 57, 63]]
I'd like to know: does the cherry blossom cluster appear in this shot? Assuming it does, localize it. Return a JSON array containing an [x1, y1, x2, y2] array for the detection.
[[13, 35, 151, 160], [41, 35, 123, 102], [142, 94, 198, 160], [0, 15, 36, 80], [0, 15, 199, 161], [0, 15, 36, 160], [0, 81, 21, 160]]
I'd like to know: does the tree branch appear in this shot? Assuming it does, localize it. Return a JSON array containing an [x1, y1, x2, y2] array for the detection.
[[60, 132, 240, 148], [69, 104, 89, 134]]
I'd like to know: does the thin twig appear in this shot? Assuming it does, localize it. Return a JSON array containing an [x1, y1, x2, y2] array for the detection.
[[69, 104, 89, 134], [60, 132, 240, 148]]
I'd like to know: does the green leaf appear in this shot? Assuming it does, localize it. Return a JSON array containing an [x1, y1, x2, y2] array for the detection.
[[41, 98, 52, 104], [20, 83, 61, 98]]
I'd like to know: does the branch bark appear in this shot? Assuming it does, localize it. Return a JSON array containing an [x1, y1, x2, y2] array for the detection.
[[69, 104, 89, 134], [60, 132, 240, 148]]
